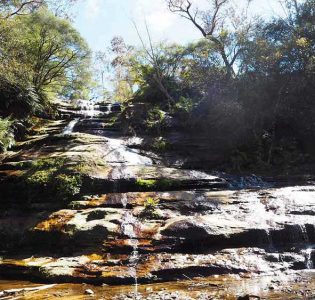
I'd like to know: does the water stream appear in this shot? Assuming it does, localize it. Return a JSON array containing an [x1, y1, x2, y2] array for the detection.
[[302, 246, 314, 270], [214, 173, 273, 190], [120, 199, 139, 299], [62, 118, 79, 135], [300, 224, 310, 243], [3, 99, 314, 299], [106, 103, 112, 115]]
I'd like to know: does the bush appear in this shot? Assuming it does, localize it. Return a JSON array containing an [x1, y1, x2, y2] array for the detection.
[[174, 96, 194, 113], [0, 118, 15, 152], [136, 179, 157, 189], [54, 174, 82, 202], [145, 107, 166, 133], [152, 137, 169, 152], [25, 157, 82, 203], [0, 77, 41, 119], [139, 197, 160, 219], [135, 178, 181, 191]]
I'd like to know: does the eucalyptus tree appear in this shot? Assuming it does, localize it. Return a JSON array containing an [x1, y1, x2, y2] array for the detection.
[[110, 36, 135, 102], [0, 0, 41, 18], [0, 0, 77, 19], [167, 0, 255, 78], [0, 8, 91, 117], [21, 9, 91, 97]]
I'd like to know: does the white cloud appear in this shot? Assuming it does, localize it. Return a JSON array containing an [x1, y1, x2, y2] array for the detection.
[[85, 0, 102, 20], [146, 6, 176, 32], [131, 0, 177, 32]]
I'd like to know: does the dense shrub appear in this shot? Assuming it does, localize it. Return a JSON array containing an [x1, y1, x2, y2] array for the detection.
[[25, 158, 82, 203], [0, 77, 41, 119], [0, 118, 15, 152], [139, 197, 160, 220]]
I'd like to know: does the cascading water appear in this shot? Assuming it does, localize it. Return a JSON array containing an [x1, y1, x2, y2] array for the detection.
[[120, 193, 128, 208], [299, 224, 310, 243], [106, 103, 112, 115], [265, 229, 274, 249], [129, 240, 139, 299], [298, 225, 313, 270], [79, 101, 97, 118], [302, 247, 314, 269], [214, 172, 272, 190], [74, 99, 109, 118], [120, 200, 139, 299], [229, 174, 272, 189], [62, 118, 79, 134], [62, 101, 114, 134]]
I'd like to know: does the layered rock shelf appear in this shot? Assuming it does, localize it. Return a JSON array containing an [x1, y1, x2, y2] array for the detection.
[[0, 102, 314, 299]]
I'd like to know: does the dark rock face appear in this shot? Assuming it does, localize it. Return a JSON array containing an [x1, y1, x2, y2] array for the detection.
[[0, 101, 314, 299], [161, 218, 212, 238]]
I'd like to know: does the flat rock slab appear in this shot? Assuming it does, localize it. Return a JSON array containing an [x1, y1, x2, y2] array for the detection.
[[83, 166, 227, 193], [0, 248, 308, 284], [1, 111, 315, 294], [1, 186, 314, 253]]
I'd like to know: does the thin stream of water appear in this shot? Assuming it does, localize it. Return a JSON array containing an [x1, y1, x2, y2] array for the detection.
[[62, 118, 79, 134], [302, 246, 314, 270], [121, 198, 139, 299]]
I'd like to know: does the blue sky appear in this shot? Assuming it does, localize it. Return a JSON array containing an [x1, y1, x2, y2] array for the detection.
[[72, 0, 284, 52]]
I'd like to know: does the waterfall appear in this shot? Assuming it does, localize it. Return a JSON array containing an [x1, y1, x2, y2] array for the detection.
[[299, 225, 313, 270], [80, 101, 96, 118], [120, 208, 139, 298], [129, 241, 139, 298], [302, 247, 314, 269], [62, 100, 102, 134], [62, 118, 79, 135], [265, 229, 274, 249], [75, 100, 103, 118], [121, 193, 128, 208], [223, 174, 272, 190], [299, 224, 310, 243], [106, 103, 112, 115]]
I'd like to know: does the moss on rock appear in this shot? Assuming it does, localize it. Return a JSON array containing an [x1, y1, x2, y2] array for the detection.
[[23, 157, 83, 203]]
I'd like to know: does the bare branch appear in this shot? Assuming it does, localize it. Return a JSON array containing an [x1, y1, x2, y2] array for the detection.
[[132, 19, 175, 105], [167, 0, 254, 77], [0, 0, 42, 19]]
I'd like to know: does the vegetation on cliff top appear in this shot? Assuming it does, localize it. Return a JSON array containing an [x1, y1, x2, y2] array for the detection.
[[104, 0, 315, 172], [1, 0, 315, 173], [0, 1, 91, 151]]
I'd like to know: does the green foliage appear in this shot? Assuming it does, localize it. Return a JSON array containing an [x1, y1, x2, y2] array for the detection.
[[144, 197, 159, 209], [135, 178, 181, 191], [139, 197, 160, 220], [24, 157, 82, 203], [145, 107, 167, 134], [174, 96, 194, 113], [0, 9, 91, 106], [146, 107, 165, 128], [21, 9, 91, 97], [0, 118, 15, 152], [0, 77, 41, 118], [0, 5, 92, 149], [152, 137, 169, 152], [70, 157, 107, 175], [122, 0, 315, 170], [136, 179, 157, 189], [54, 174, 82, 202]]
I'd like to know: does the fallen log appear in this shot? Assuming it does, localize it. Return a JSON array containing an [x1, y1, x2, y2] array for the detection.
[[0, 284, 56, 299]]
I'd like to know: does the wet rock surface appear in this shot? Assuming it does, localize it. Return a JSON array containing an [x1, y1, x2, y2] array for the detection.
[[0, 102, 314, 299], [0, 272, 314, 299]]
